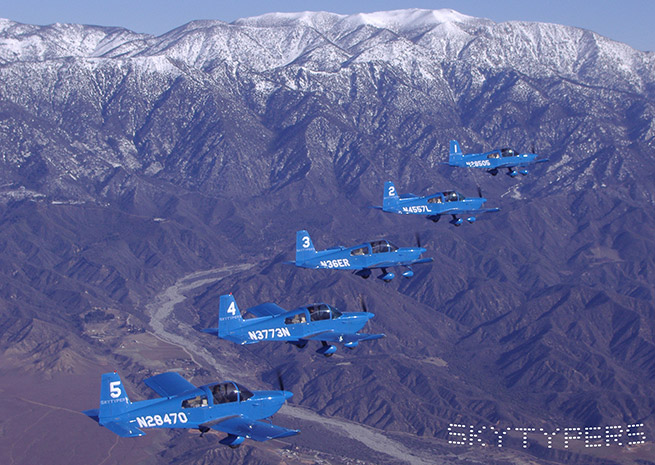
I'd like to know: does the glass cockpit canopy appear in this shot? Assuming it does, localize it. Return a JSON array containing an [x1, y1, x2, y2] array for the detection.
[[501, 148, 517, 157], [306, 303, 342, 321], [210, 381, 254, 404], [369, 240, 398, 254], [442, 191, 463, 202]]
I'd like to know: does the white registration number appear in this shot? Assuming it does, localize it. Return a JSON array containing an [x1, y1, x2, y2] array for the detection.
[[248, 327, 291, 340], [402, 206, 429, 213], [319, 259, 350, 268], [136, 412, 188, 428], [466, 160, 491, 167]]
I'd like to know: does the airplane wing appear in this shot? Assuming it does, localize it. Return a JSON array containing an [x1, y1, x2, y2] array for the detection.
[[368, 257, 433, 268], [438, 207, 500, 215], [316, 332, 385, 344], [144, 372, 197, 397], [210, 415, 299, 441], [246, 303, 288, 317], [301, 330, 338, 340], [103, 421, 146, 438]]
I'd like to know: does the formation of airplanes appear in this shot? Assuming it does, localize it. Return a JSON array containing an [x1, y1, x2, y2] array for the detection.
[[84, 138, 548, 447]]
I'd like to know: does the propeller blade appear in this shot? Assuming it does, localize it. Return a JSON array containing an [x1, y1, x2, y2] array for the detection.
[[276, 369, 285, 392], [477, 185, 483, 198], [359, 295, 368, 313], [415, 232, 422, 248], [531, 144, 536, 154]]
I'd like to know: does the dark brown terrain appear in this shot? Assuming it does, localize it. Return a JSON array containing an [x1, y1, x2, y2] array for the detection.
[[1, 9, 655, 465]]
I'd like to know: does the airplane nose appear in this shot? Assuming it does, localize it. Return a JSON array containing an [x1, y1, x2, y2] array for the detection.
[[364, 312, 375, 320], [283, 391, 293, 401]]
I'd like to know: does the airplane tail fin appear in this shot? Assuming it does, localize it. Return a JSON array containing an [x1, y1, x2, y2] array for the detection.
[[383, 181, 399, 209], [218, 294, 245, 338], [98, 372, 131, 419], [295, 230, 316, 265], [449, 140, 463, 163]]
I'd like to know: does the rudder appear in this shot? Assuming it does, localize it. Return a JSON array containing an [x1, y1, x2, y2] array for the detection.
[[295, 230, 316, 265], [383, 181, 399, 209], [449, 140, 463, 164], [99, 372, 131, 419], [219, 294, 245, 338]]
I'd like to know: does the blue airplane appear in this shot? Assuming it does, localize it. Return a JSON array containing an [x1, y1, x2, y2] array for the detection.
[[293, 230, 432, 281], [447, 140, 548, 176], [83, 371, 298, 448], [203, 294, 384, 357], [374, 181, 500, 226]]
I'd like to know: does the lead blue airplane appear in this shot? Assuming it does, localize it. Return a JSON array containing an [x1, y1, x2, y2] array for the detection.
[[447, 140, 548, 176], [83, 371, 298, 448], [293, 230, 432, 281], [373, 181, 500, 226], [203, 294, 384, 357]]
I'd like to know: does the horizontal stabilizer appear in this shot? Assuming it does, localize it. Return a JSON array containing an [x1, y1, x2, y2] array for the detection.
[[246, 302, 287, 318], [144, 372, 197, 397], [202, 328, 218, 335], [103, 421, 145, 438], [82, 409, 100, 422], [211, 415, 299, 441]]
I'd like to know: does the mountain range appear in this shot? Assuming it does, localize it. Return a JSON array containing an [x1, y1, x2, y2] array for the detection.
[[1, 8, 654, 465]]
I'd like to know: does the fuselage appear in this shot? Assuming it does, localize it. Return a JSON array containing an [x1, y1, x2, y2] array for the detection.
[[449, 148, 540, 169], [296, 241, 427, 270], [225, 304, 374, 344], [384, 191, 487, 215], [99, 383, 289, 432]]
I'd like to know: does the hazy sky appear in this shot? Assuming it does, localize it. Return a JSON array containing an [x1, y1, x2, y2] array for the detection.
[[1, 0, 653, 52]]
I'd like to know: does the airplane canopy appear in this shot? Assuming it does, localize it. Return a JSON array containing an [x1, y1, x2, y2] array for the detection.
[[501, 148, 517, 157], [369, 240, 398, 253], [209, 381, 254, 404], [306, 303, 342, 321]]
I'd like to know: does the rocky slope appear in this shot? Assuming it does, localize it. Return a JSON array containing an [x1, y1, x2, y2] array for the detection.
[[1, 9, 654, 465]]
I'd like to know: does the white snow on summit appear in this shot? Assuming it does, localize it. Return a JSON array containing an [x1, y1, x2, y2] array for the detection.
[[341, 9, 475, 32]]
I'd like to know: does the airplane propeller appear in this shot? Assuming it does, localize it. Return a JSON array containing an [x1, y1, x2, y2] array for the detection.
[[477, 185, 483, 198], [415, 232, 422, 248], [531, 144, 536, 154], [359, 295, 368, 313], [275, 369, 286, 392]]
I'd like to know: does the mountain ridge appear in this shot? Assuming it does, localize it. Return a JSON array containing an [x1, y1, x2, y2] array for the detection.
[[1, 8, 654, 465]]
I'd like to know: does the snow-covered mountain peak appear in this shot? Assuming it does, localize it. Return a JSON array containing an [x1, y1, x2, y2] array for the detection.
[[341, 8, 475, 31], [232, 10, 342, 31], [234, 8, 476, 34]]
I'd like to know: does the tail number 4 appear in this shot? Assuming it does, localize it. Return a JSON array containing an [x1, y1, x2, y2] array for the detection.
[[227, 301, 237, 315], [110, 381, 122, 398]]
